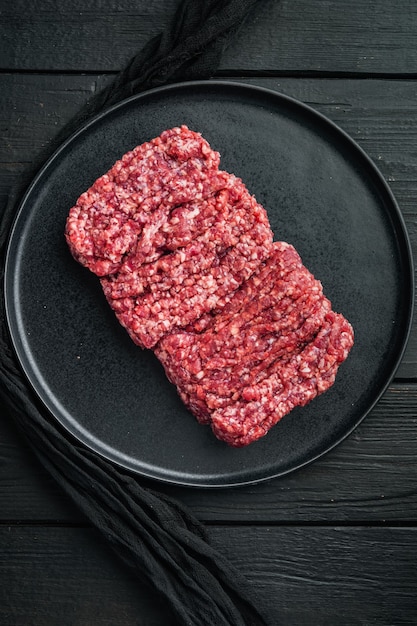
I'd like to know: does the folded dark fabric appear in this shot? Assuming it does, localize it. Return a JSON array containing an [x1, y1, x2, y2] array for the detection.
[[0, 1, 273, 625]]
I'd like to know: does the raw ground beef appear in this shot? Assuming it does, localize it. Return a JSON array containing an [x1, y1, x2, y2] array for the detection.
[[66, 126, 354, 446], [101, 175, 273, 348], [155, 242, 354, 445], [65, 126, 228, 276], [210, 311, 353, 446]]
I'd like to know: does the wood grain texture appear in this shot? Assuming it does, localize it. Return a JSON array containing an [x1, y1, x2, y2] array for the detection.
[[0, 525, 175, 626], [1, 0, 417, 74], [1, 73, 416, 374], [209, 526, 417, 626], [1, 525, 416, 626], [2, 2, 417, 624], [2, 384, 417, 523]]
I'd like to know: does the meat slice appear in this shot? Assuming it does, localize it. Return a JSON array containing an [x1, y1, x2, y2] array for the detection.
[[155, 242, 354, 445], [65, 126, 228, 276], [101, 176, 273, 348]]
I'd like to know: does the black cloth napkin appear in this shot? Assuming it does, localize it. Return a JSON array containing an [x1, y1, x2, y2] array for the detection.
[[0, 1, 274, 625]]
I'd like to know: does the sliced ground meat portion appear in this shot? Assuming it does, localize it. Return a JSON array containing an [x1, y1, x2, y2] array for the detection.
[[187, 238, 304, 333], [210, 311, 354, 446], [101, 179, 273, 348], [65, 126, 227, 276], [155, 242, 329, 417], [155, 242, 354, 443]]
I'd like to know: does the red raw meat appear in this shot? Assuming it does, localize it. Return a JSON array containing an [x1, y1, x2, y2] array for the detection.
[[66, 126, 354, 446], [155, 242, 354, 444], [66, 126, 227, 276], [101, 174, 273, 348]]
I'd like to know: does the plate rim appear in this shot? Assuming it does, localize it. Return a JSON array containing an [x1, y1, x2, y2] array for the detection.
[[4, 79, 415, 488]]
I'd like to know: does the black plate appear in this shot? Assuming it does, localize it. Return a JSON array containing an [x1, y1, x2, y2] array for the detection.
[[4, 81, 413, 487]]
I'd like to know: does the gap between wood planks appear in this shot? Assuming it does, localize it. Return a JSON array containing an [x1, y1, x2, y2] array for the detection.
[[3, 69, 417, 80], [1, 520, 417, 528]]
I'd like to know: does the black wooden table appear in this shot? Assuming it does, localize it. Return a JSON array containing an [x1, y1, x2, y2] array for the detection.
[[1, 2, 417, 624]]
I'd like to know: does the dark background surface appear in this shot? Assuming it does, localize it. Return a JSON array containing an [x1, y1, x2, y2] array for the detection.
[[1, 1, 417, 624]]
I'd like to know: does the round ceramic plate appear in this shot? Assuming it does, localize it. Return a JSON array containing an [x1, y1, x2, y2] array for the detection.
[[4, 81, 414, 487]]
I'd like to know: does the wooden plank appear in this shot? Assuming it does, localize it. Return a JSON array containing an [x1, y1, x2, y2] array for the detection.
[[1, 73, 416, 375], [209, 526, 417, 626], [2, 384, 417, 523], [0, 525, 175, 626], [3, 73, 417, 212], [0, 74, 110, 165], [1, 524, 417, 625], [3, 73, 417, 216], [1, 0, 417, 74], [2, 73, 417, 216], [0, 0, 179, 73]]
